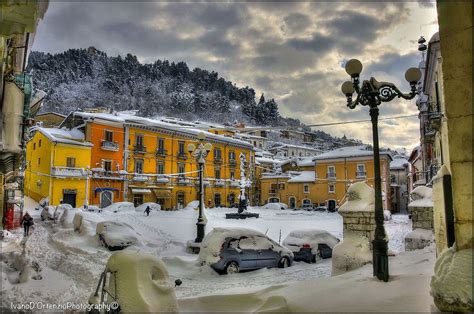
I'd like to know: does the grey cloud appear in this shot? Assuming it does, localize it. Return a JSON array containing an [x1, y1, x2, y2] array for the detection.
[[288, 33, 337, 54], [282, 13, 312, 34]]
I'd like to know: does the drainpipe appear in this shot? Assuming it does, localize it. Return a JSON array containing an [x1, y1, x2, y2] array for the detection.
[[123, 125, 129, 201]]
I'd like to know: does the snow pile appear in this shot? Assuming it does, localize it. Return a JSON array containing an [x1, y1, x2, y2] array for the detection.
[[339, 182, 374, 212], [102, 251, 179, 312], [102, 202, 135, 213], [41, 205, 55, 221], [73, 212, 104, 235], [96, 221, 140, 249], [135, 202, 161, 212], [198, 228, 292, 266], [406, 228, 434, 241], [38, 197, 49, 207], [263, 202, 288, 210], [430, 245, 473, 312], [59, 206, 75, 228], [408, 186, 433, 208], [331, 234, 372, 276], [384, 209, 392, 221], [183, 200, 207, 211], [283, 229, 340, 255]]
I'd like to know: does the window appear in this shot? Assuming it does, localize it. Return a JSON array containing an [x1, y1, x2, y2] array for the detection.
[[178, 162, 185, 175], [228, 151, 236, 161], [357, 164, 366, 177], [157, 162, 164, 175], [304, 184, 309, 193], [157, 138, 165, 153], [215, 168, 221, 180], [103, 160, 112, 172], [135, 159, 143, 174], [328, 166, 336, 178], [278, 183, 285, 190], [136, 134, 144, 147], [66, 157, 76, 168], [230, 170, 235, 180], [178, 141, 185, 155], [329, 184, 335, 193], [391, 174, 396, 184], [214, 148, 222, 160], [105, 130, 113, 142], [39, 139, 42, 147], [33, 143, 36, 150], [214, 193, 221, 207]]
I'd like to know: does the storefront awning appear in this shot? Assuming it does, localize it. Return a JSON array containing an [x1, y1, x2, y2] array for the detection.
[[131, 188, 152, 194], [94, 187, 119, 192], [153, 190, 172, 199]]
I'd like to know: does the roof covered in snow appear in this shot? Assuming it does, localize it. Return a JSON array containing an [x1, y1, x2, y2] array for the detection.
[[280, 157, 315, 167], [288, 171, 315, 183], [390, 157, 409, 170], [313, 146, 392, 161], [34, 127, 92, 147]]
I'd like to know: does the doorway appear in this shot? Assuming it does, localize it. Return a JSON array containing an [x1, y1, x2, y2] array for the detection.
[[62, 190, 77, 208], [327, 199, 337, 212], [289, 197, 296, 209], [100, 191, 113, 208]]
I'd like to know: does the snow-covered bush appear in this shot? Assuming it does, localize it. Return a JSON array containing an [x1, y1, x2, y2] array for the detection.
[[102, 202, 134, 213], [135, 202, 161, 212], [263, 203, 288, 210]]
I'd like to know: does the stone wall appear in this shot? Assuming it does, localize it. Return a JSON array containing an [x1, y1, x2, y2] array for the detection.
[[409, 205, 433, 230], [340, 210, 375, 249], [405, 186, 434, 251]]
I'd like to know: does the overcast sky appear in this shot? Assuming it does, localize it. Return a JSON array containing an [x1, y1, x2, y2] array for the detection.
[[32, 1, 439, 152]]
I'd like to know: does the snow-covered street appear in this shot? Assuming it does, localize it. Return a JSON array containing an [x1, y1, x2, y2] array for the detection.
[[0, 197, 417, 309]]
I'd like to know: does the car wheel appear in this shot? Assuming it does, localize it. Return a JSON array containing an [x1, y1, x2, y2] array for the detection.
[[278, 257, 290, 268], [311, 254, 317, 263], [225, 262, 239, 274]]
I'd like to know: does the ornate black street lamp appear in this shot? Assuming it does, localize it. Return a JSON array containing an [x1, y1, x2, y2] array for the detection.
[[187, 132, 212, 243], [341, 59, 421, 282]]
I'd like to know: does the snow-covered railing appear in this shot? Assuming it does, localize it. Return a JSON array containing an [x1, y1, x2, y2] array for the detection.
[[101, 140, 119, 151], [229, 179, 240, 187], [51, 166, 85, 178], [214, 179, 225, 187]]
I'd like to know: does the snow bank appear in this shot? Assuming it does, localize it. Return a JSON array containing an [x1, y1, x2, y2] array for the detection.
[[406, 228, 434, 241], [384, 209, 392, 221], [73, 212, 104, 235], [339, 182, 374, 212], [135, 202, 161, 212], [104, 251, 179, 312], [198, 228, 292, 266], [331, 234, 372, 276], [102, 202, 135, 213], [283, 229, 339, 255], [263, 203, 288, 210], [59, 207, 75, 228], [430, 245, 473, 311], [408, 186, 433, 208]]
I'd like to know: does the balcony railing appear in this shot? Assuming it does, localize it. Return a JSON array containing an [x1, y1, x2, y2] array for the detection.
[[156, 149, 167, 157], [356, 171, 367, 179], [156, 175, 170, 184], [214, 179, 225, 187], [229, 180, 240, 187], [132, 174, 148, 182], [214, 157, 222, 164], [51, 167, 85, 178], [229, 159, 237, 167], [176, 176, 191, 185], [134, 145, 147, 153], [177, 153, 187, 160], [101, 140, 119, 151], [326, 173, 336, 180]]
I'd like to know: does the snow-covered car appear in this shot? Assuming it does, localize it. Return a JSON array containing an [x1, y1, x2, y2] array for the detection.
[[135, 202, 161, 212], [102, 202, 134, 213], [96, 221, 140, 251], [300, 203, 314, 211], [89, 251, 179, 312], [314, 206, 327, 212], [283, 229, 340, 263], [199, 227, 293, 274], [263, 202, 288, 210]]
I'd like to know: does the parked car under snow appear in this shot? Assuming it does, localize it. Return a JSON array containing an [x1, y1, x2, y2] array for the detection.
[[283, 229, 340, 263], [96, 221, 140, 251], [199, 227, 293, 275]]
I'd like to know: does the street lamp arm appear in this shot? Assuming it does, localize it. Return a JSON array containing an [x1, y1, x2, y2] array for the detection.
[[372, 79, 416, 102]]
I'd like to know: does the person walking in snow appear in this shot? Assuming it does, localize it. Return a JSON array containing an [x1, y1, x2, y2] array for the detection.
[[144, 205, 151, 216], [21, 212, 34, 237]]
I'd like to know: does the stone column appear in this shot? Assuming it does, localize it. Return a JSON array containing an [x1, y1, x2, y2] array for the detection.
[[405, 186, 434, 251], [332, 182, 375, 276]]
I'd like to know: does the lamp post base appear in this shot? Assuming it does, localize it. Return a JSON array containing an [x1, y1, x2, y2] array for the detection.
[[195, 220, 206, 243], [372, 237, 389, 282]]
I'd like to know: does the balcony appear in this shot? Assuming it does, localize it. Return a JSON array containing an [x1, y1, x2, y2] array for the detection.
[[51, 167, 85, 178], [429, 113, 442, 131], [326, 173, 336, 180], [195, 179, 210, 187], [156, 175, 170, 184], [156, 149, 167, 157], [176, 176, 191, 185], [230, 179, 240, 187], [214, 179, 225, 187], [132, 174, 148, 182], [134, 145, 147, 154], [229, 159, 237, 167], [101, 140, 119, 151], [356, 171, 367, 179], [214, 157, 222, 164], [177, 153, 188, 160]]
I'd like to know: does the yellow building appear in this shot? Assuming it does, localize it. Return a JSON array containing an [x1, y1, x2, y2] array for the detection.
[[124, 121, 254, 209], [260, 146, 392, 211], [24, 127, 92, 207]]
